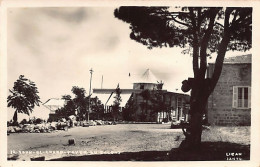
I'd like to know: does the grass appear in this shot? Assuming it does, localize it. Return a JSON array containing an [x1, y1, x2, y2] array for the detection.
[[202, 126, 250, 145]]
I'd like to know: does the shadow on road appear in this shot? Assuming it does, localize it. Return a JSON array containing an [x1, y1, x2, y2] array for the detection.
[[48, 142, 250, 161]]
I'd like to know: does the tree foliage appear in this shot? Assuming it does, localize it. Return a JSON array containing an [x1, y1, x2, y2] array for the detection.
[[56, 94, 77, 118], [56, 86, 88, 119], [150, 90, 170, 118], [7, 75, 41, 122], [114, 7, 252, 148], [139, 89, 151, 121], [57, 86, 104, 120], [90, 97, 104, 120], [122, 95, 137, 121], [112, 84, 122, 121], [114, 7, 251, 52], [72, 86, 88, 118]]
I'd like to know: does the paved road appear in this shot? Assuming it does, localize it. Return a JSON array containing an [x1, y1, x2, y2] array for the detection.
[[7, 124, 184, 160]]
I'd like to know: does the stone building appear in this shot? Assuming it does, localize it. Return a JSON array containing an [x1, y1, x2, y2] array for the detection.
[[207, 54, 251, 126]]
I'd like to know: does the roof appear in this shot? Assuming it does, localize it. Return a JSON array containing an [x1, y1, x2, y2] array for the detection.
[[135, 69, 158, 84], [43, 98, 65, 106], [92, 92, 132, 107], [106, 93, 132, 107], [92, 93, 113, 106], [223, 54, 252, 64]]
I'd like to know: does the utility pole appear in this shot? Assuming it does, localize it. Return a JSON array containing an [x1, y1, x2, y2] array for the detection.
[[88, 68, 93, 122]]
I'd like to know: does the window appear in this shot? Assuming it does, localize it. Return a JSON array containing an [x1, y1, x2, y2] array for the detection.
[[233, 86, 251, 109]]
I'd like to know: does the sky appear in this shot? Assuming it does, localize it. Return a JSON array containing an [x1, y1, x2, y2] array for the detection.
[[6, 7, 251, 121]]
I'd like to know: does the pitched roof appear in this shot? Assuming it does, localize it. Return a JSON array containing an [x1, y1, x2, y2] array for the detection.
[[106, 93, 132, 107], [42, 98, 65, 112], [43, 98, 65, 106], [223, 54, 252, 64], [92, 92, 132, 107], [136, 69, 158, 84]]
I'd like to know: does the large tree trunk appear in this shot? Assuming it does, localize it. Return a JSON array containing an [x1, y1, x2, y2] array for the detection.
[[186, 97, 207, 149], [180, 9, 232, 150], [180, 78, 210, 150], [13, 110, 18, 123]]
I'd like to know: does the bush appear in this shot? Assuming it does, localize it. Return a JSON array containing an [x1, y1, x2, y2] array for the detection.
[[35, 118, 43, 124], [20, 119, 28, 125]]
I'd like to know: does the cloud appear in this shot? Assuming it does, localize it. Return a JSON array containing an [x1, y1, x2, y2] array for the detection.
[[42, 7, 88, 24], [7, 6, 194, 106]]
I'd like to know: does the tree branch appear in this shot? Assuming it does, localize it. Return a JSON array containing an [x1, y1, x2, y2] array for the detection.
[[189, 8, 197, 30], [155, 11, 191, 27], [215, 22, 224, 28], [172, 16, 191, 27], [199, 8, 219, 79], [188, 8, 199, 77], [209, 8, 233, 95]]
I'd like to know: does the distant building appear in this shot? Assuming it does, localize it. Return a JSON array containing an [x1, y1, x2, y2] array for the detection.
[[207, 54, 251, 126], [130, 90, 190, 122], [93, 69, 190, 122], [43, 98, 65, 121]]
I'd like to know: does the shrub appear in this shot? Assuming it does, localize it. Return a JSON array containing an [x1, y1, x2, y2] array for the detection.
[[20, 119, 28, 125], [35, 118, 43, 124]]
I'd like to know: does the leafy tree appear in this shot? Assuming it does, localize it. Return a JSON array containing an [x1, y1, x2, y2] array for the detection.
[[20, 119, 28, 125], [115, 7, 252, 149], [56, 95, 77, 118], [57, 87, 88, 120], [7, 75, 41, 123], [71, 86, 88, 119], [139, 89, 151, 121], [112, 84, 122, 121], [151, 90, 170, 122], [57, 86, 104, 121], [90, 97, 104, 120], [122, 95, 137, 121]]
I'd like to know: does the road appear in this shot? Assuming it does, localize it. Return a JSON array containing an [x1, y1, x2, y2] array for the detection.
[[7, 124, 184, 160]]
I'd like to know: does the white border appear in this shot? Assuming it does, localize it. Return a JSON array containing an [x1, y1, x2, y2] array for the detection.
[[1, 1, 259, 167]]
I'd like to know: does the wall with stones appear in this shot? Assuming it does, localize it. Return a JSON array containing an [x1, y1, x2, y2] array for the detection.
[[207, 63, 251, 126]]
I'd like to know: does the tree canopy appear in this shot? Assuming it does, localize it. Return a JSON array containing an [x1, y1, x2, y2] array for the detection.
[[114, 7, 252, 90], [112, 84, 122, 121], [114, 6, 252, 99], [56, 86, 88, 119], [114, 7, 251, 52], [7, 75, 41, 122]]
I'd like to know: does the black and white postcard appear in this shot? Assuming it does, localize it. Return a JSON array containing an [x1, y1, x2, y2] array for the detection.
[[0, 1, 259, 167]]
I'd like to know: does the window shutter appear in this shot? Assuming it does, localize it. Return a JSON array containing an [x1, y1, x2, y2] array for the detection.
[[233, 86, 238, 108], [248, 87, 251, 108]]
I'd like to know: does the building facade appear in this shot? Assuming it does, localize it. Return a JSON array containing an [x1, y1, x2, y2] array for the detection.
[[93, 69, 190, 122], [130, 90, 190, 122], [207, 54, 251, 126], [43, 98, 65, 121]]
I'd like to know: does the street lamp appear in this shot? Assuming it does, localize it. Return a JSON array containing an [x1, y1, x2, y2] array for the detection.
[[88, 68, 93, 122]]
